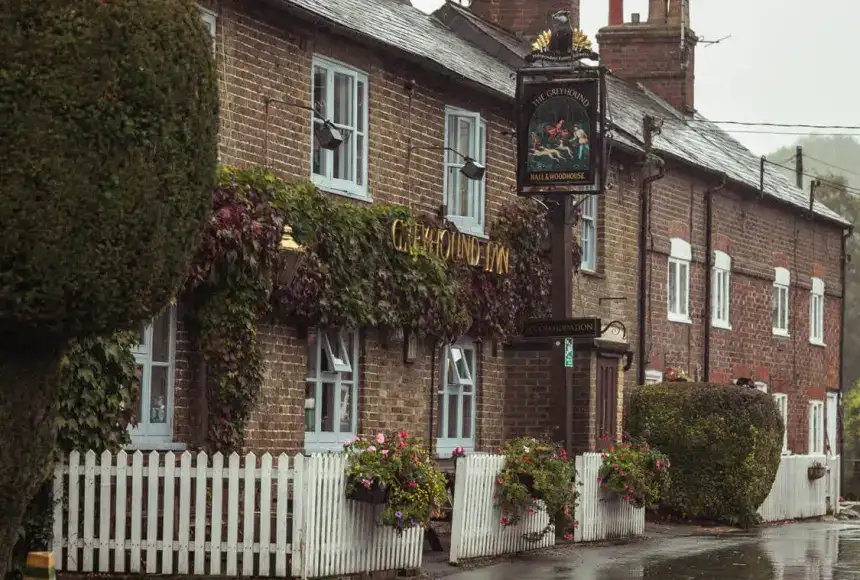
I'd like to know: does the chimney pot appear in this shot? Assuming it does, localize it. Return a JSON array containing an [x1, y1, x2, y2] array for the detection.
[[608, 0, 624, 26], [631, 12, 640, 23], [648, 0, 667, 23]]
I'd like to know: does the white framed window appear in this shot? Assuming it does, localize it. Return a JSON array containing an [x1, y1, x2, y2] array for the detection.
[[311, 57, 369, 200], [580, 195, 597, 271], [712, 250, 731, 329], [810, 277, 825, 346], [773, 267, 790, 336], [131, 306, 177, 448], [305, 328, 359, 453], [826, 391, 839, 456], [437, 340, 477, 457], [667, 238, 692, 323], [773, 393, 788, 454], [809, 400, 824, 454], [198, 6, 217, 54], [644, 369, 664, 384], [443, 107, 487, 235]]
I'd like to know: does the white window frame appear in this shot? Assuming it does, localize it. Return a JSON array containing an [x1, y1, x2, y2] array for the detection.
[[773, 393, 788, 454], [644, 369, 664, 384], [809, 400, 824, 455], [580, 195, 598, 272], [773, 267, 790, 337], [712, 250, 731, 329], [437, 339, 478, 458], [198, 6, 217, 54], [305, 328, 360, 454], [310, 56, 369, 200], [130, 306, 178, 449], [810, 277, 825, 346], [667, 238, 692, 324], [826, 391, 839, 456], [443, 106, 487, 236]]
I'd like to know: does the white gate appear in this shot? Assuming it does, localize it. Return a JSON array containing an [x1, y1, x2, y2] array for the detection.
[[574, 453, 645, 542], [449, 454, 554, 563]]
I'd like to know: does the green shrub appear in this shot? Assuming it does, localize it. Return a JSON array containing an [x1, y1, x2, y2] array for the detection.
[[0, 0, 219, 344], [627, 382, 783, 527]]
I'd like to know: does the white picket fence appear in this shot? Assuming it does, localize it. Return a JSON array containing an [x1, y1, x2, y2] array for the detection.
[[449, 454, 555, 563], [757, 454, 839, 522], [51, 450, 422, 578], [299, 454, 424, 578], [574, 453, 645, 543]]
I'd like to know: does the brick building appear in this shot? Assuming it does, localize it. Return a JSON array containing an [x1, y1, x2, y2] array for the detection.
[[127, 0, 849, 460]]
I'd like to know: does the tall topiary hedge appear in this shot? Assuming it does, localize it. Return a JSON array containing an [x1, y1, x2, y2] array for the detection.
[[0, 0, 218, 571], [627, 382, 783, 527]]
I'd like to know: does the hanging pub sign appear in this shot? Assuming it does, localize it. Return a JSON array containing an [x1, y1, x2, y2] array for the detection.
[[515, 17, 606, 196]]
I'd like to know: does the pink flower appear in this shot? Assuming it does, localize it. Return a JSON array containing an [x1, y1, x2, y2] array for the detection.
[[367, 445, 377, 452], [500, 517, 510, 526], [361, 479, 372, 489], [563, 506, 569, 515], [399, 430, 408, 439], [381, 449, 389, 456], [497, 477, 504, 484], [376, 433, 385, 444], [529, 509, 535, 516], [596, 476, 602, 481], [564, 533, 573, 541], [343, 440, 352, 447]]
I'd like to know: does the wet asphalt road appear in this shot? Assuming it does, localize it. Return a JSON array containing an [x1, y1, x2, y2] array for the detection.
[[442, 522, 860, 580]]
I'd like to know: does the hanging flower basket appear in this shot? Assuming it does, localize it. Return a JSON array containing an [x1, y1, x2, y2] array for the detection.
[[808, 463, 827, 481], [346, 478, 388, 504]]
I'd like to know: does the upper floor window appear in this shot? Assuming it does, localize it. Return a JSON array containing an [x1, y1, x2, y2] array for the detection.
[[773, 393, 788, 454], [772, 267, 790, 336], [131, 306, 177, 448], [444, 107, 486, 236], [305, 328, 360, 453], [198, 6, 217, 54], [809, 399, 824, 454], [810, 277, 825, 345], [311, 57, 369, 200], [437, 339, 477, 457], [667, 238, 691, 324], [580, 195, 597, 272], [711, 250, 731, 329]]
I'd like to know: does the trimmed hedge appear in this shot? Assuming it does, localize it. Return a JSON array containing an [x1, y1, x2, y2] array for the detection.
[[627, 382, 783, 526], [0, 0, 219, 344]]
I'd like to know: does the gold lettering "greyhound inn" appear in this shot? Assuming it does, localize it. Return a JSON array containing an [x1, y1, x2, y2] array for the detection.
[[390, 219, 511, 275]]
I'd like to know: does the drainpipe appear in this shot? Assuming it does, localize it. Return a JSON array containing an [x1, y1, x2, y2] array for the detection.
[[703, 174, 727, 382], [636, 153, 666, 386], [429, 340, 437, 459], [840, 226, 852, 486]]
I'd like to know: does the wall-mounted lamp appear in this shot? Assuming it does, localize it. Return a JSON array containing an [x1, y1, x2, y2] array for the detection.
[[409, 146, 486, 181], [277, 225, 306, 288], [403, 330, 418, 364], [264, 97, 344, 151]]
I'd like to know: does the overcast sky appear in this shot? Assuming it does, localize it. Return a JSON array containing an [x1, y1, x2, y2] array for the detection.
[[410, 0, 860, 156]]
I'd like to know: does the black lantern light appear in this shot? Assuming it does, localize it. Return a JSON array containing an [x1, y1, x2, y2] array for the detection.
[[277, 225, 305, 288], [315, 120, 344, 151], [460, 157, 486, 181]]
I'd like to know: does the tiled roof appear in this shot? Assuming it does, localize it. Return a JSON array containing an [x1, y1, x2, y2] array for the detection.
[[279, 0, 849, 226]]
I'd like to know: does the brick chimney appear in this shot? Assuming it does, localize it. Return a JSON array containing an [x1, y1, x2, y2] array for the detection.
[[596, 0, 696, 113], [466, 0, 580, 41]]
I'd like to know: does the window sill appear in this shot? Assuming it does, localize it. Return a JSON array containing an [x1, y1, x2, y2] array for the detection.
[[810, 339, 826, 348], [580, 268, 603, 279], [126, 440, 187, 452], [446, 217, 486, 239], [305, 435, 354, 455], [668, 314, 692, 325], [436, 439, 475, 459], [711, 320, 732, 331], [772, 329, 791, 338], [312, 175, 371, 203]]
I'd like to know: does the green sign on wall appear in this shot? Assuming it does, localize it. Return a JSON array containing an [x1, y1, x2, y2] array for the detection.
[[564, 338, 574, 368]]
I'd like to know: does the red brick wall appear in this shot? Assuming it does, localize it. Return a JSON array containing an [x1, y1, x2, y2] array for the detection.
[[644, 165, 844, 454], [469, 0, 580, 38]]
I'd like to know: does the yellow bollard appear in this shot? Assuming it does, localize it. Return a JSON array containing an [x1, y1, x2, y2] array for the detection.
[[23, 552, 55, 580]]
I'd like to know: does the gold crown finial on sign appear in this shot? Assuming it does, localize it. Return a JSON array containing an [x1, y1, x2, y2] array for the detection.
[[530, 28, 593, 54]]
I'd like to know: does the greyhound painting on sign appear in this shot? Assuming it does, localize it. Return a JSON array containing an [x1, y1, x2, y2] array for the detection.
[[517, 76, 599, 189]]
